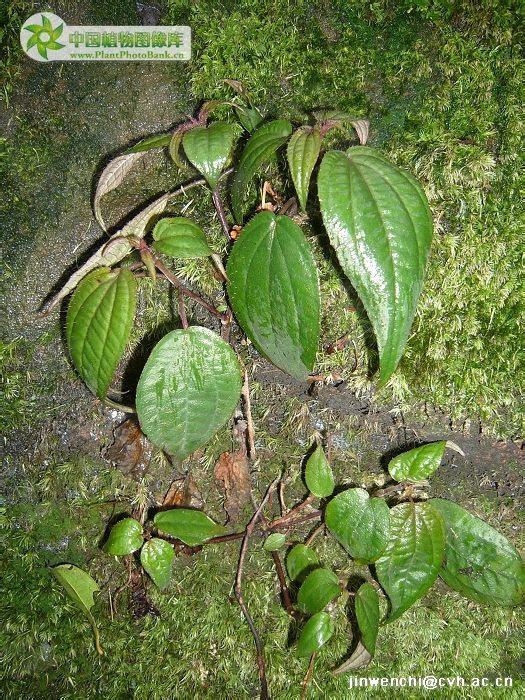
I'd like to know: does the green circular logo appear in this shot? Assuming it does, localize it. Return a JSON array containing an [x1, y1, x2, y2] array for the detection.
[[21, 13, 65, 61]]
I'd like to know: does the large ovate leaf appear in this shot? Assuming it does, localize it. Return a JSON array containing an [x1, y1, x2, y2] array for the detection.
[[286, 127, 321, 211], [430, 499, 525, 607], [226, 211, 320, 379], [296, 611, 333, 658], [152, 217, 212, 259], [297, 568, 341, 614], [231, 119, 292, 222], [389, 441, 446, 483], [355, 582, 380, 655], [103, 517, 144, 556], [140, 537, 175, 589], [286, 544, 319, 583], [66, 267, 136, 399], [136, 327, 242, 462], [325, 488, 390, 563], [305, 444, 335, 498], [318, 148, 433, 384], [51, 564, 103, 655], [154, 508, 226, 546], [182, 121, 238, 189], [375, 502, 445, 622]]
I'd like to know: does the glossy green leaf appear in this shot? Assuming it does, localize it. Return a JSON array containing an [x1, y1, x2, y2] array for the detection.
[[430, 499, 525, 606], [376, 502, 445, 622], [263, 533, 286, 551], [318, 148, 433, 384], [152, 217, 212, 259], [140, 537, 175, 589], [51, 564, 103, 654], [286, 544, 319, 583], [66, 267, 136, 399], [227, 211, 320, 379], [389, 441, 446, 483], [231, 119, 292, 222], [296, 611, 333, 658], [287, 127, 321, 211], [154, 509, 226, 546], [325, 488, 390, 563], [125, 132, 172, 153], [136, 327, 242, 462], [234, 104, 264, 132], [182, 121, 238, 189], [305, 444, 335, 498], [103, 517, 144, 555], [355, 582, 380, 655], [297, 568, 341, 614]]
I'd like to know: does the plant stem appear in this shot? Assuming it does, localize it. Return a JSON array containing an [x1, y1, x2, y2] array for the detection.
[[300, 652, 316, 700], [242, 369, 256, 459], [270, 550, 300, 619], [177, 289, 189, 329], [212, 187, 232, 240], [270, 493, 317, 529]]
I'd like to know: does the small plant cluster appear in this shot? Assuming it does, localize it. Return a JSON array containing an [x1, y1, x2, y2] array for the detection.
[[44, 83, 524, 696]]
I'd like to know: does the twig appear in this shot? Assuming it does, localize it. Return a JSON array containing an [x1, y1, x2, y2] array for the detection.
[[278, 479, 287, 516], [300, 652, 316, 700], [270, 493, 317, 529], [373, 481, 411, 498], [271, 550, 300, 619], [212, 188, 232, 240], [269, 510, 322, 531], [242, 369, 256, 459], [305, 523, 324, 547], [235, 478, 279, 700], [177, 288, 189, 329]]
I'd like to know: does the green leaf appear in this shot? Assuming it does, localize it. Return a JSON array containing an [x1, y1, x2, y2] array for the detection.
[[286, 544, 319, 583], [226, 211, 320, 379], [51, 564, 103, 655], [103, 517, 144, 555], [263, 533, 286, 551], [136, 327, 242, 462], [154, 509, 226, 546], [297, 568, 340, 614], [430, 499, 525, 607], [140, 537, 175, 588], [305, 444, 335, 498], [325, 488, 390, 563], [231, 119, 292, 222], [389, 441, 446, 483], [296, 611, 333, 658], [182, 121, 238, 189], [125, 132, 172, 153], [375, 502, 445, 622], [152, 217, 212, 259], [355, 582, 380, 655], [234, 104, 264, 132], [66, 267, 136, 399], [318, 148, 433, 384], [286, 127, 321, 211]]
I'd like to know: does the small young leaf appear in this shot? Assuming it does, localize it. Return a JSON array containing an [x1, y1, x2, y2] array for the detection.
[[152, 217, 212, 259], [154, 509, 226, 546], [103, 517, 144, 555], [304, 444, 335, 498], [296, 611, 333, 658], [51, 564, 103, 655], [388, 441, 447, 483], [297, 568, 341, 615], [140, 537, 175, 589], [325, 488, 390, 563], [234, 104, 264, 132], [94, 152, 146, 230], [318, 148, 433, 384], [231, 119, 292, 222], [430, 499, 525, 607], [136, 327, 242, 462], [182, 121, 239, 189], [125, 132, 172, 153], [332, 641, 372, 674], [263, 533, 286, 552], [227, 211, 320, 379], [375, 502, 445, 622], [286, 127, 321, 211], [66, 267, 136, 399], [286, 544, 319, 583], [355, 582, 380, 655]]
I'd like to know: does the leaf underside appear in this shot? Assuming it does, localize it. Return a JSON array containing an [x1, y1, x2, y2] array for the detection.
[[318, 147, 433, 383], [135, 327, 242, 462], [227, 211, 320, 379], [66, 267, 136, 399]]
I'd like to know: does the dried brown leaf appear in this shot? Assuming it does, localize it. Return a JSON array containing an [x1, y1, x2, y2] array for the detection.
[[106, 418, 152, 480], [332, 640, 372, 675], [350, 119, 370, 145], [214, 450, 251, 523], [94, 152, 147, 230], [163, 474, 203, 509]]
